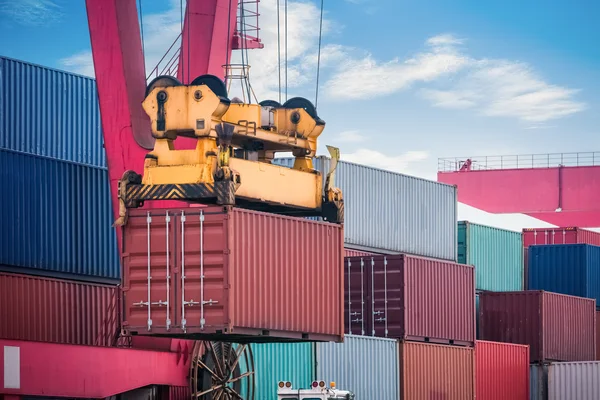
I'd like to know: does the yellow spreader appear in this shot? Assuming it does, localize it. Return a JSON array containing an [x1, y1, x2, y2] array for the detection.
[[114, 74, 343, 225]]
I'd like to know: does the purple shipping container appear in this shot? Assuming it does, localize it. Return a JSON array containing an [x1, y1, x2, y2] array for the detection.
[[345, 254, 475, 345], [479, 290, 596, 362]]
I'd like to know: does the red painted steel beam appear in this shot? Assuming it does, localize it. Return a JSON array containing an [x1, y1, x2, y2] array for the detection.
[[86, 0, 191, 251], [0, 340, 189, 398], [438, 165, 600, 227], [177, 0, 240, 83], [85, 0, 152, 251]]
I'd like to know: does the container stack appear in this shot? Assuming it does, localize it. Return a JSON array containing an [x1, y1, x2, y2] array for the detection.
[[0, 58, 121, 345], [522, 227, 600, 398], [0, 57, 191, 396]]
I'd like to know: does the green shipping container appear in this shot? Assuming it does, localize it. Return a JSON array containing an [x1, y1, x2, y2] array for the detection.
[[458, 221, 523, 291], [241, 343, 316, 399]]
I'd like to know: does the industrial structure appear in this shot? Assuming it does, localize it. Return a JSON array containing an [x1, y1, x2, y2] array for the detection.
[[4, 1, 600, 399]]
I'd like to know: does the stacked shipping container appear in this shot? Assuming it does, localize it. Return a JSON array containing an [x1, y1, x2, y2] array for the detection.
[[528, 243, 600, 307], [479, 291, 596, 362], [274, 157, 458, 260], [458, 221, 523, 291], [0, 56, 118, 282]]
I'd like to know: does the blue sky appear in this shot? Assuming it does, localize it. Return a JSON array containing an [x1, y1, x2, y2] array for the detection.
[[1, 0, 598, 230]]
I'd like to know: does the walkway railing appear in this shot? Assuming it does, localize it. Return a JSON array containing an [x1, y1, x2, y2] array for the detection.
[[438, 152, 600, 172]]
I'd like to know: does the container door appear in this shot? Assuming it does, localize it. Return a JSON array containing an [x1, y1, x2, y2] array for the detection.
[[345, 257, 367, 335], [172, 209, 227, 332], [457, 222, 469, 264], [121, 210, 177, 333]]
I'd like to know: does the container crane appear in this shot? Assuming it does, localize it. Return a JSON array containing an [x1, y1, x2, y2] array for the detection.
[[85, 2, 344, 400]]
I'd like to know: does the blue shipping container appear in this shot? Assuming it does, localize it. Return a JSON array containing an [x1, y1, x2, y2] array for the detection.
[[0, 149, 119, 281], [528, 244, 600, 307], [0, 56, 105, 167]]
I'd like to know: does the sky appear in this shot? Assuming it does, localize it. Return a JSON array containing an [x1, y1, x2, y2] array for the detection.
[[0, 0, 598, 232]]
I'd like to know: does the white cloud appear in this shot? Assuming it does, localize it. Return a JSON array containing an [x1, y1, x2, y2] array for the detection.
[[341, 148, 430, 176], [428, 60, 587, 122], [426, 34, 464, 47], [324, 37, 470, 100], [0, 0, 63, 25], [59, 50, 94, 77], [324, 33, 585, 124], [336, 130, 366, 143]]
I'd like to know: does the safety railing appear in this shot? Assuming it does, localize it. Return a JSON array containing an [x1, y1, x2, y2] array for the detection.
[[146, 32, 182, 81], [438, 152, 600, 172]]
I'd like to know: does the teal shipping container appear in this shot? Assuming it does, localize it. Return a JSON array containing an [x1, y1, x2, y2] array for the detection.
[[242, 343, 315, 399], [458, 221, 523, 291]]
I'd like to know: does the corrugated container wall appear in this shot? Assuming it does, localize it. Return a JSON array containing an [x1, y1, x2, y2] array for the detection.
[[458, 221, 523, 291], [400, 342, 475, 399], [479, 291, 596, 362], [528, 244, 600, 307], [523, 227, 600, 288], [343, 248, 375, 257], [245, 343, 315, 400], [476, 340, 529, 400], [345, 255, 475, 345], [523, 227, 600, 247], [548, 362, 600, 400], [122, 207, 344, 342], [0, 149, 119, 281], [530, 364, 548, 400], [316, 335, 399, 400], [597, 310, 600, 361], [0, 272, 119, 346], [0, 56, 105, 167], [273, 157, 458, 260]]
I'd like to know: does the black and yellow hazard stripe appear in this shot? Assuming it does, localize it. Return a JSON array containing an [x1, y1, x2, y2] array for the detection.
[[125, 183, 216, 202]]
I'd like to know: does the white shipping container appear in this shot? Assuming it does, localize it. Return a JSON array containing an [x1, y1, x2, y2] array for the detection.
[[273, 157, 458, 260], [316, 335, 399, 400], [548, 361, 600, 400]]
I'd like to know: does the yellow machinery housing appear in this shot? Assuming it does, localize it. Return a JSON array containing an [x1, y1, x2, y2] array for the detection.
[[115, 74, 343, 225]]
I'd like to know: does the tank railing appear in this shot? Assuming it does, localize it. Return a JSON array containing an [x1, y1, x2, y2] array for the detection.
[[146, 32, 182, 82], [438, 151, 600, 172]]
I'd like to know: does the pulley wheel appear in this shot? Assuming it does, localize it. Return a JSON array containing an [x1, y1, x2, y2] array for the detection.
[[145, 75, 182, 97], [190, 74, 229, 99], [259, 100, 282, 108], [190, 341, 255, 400], [283, 97, 318, 119]]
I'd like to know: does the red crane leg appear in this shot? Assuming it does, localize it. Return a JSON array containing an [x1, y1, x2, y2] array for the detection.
[[0, 340, 189, 398], [438, 165, 600, 227], [177, 0, 239, 83]]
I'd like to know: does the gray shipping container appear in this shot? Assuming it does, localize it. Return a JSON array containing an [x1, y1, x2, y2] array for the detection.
[[548, 362, 600, 400], [530, 364, 548, 400], [273, 157, 458, 260], [316, 335, 399, 400]]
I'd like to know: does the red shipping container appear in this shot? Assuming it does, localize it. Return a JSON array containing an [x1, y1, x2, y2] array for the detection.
[[522, 227, 600, 287], [597, 310, 600, 361], [400, 341, 475, 399], [479, 291, 596, 362], [121, 206, 344, 342], [0, 272, 119, 346], [345, 255, 475, 345], [159, 385, 191, 400], [344, 248, 376, 257], [476, 340, 529, 400]]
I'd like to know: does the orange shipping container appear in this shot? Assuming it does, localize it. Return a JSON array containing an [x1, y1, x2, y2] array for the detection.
[[476, 340, 529, 400], [400, 342, 475, 399], [121, 206, 344, 342]]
